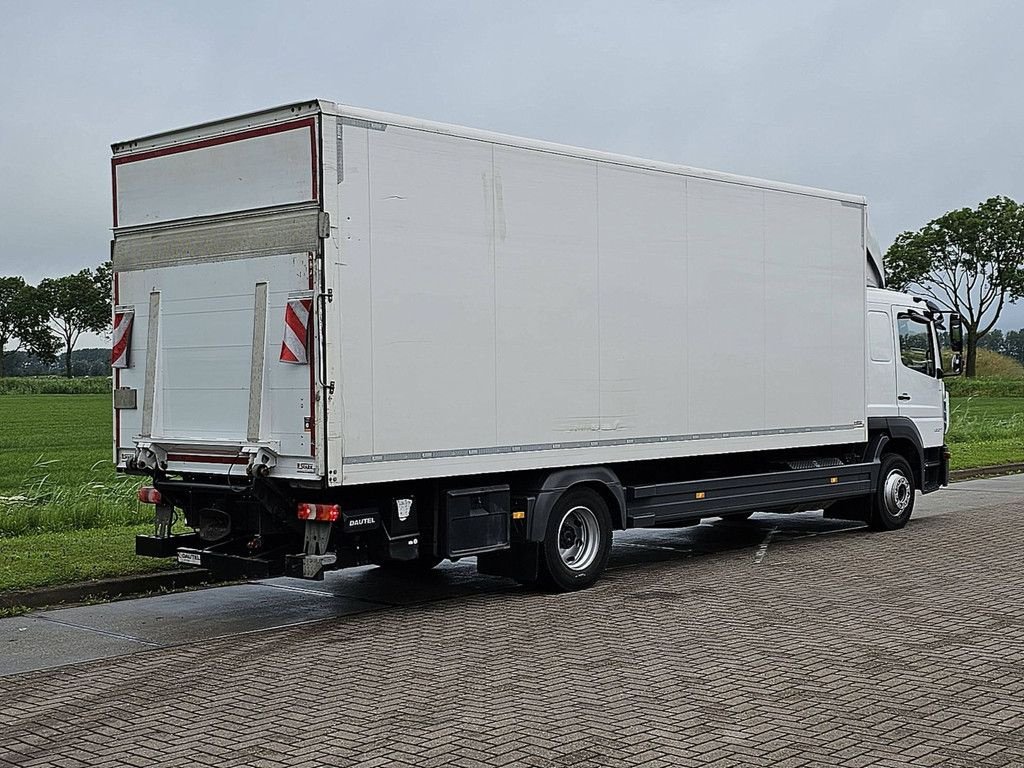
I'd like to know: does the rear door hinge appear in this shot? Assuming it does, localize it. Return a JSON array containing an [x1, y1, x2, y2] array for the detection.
[[318, 211, 331, 238]]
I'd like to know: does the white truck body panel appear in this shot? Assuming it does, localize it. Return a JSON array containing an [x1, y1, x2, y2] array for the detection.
[[320, 105, 867, 485], [113, 120, 317, 227], [866, 303, 899, 419], [114, 101, 868, 487]]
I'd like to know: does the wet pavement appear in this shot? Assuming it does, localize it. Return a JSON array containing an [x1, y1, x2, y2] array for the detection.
[[0, 476, 1022, 767]]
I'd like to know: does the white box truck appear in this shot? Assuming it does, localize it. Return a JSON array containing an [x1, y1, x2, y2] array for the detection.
[[114, 100, 961, 590]]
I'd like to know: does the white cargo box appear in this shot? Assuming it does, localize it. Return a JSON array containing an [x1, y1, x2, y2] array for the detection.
[[112, 100, 866, 486]]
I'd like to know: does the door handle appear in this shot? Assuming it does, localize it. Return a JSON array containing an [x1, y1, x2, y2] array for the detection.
[[898, 393, 911, 401]]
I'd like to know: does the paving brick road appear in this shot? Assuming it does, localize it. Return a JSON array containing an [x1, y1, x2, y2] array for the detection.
[[2, 501, 1024, 767]]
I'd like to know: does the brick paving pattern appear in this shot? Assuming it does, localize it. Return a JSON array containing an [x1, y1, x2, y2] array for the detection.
[[2, 505, 1023, 767]]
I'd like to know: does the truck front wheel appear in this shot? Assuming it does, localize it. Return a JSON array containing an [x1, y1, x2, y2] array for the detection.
[[869, 454, 916, 531], [539, 487, 612, 592]]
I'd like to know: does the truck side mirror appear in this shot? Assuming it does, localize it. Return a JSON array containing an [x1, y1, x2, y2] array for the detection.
[[950, 352, 963, 376], [949, 314, 964, 353]]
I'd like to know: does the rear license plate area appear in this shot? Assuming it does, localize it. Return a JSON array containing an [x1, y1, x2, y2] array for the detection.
[[177, 550, 202, 566]]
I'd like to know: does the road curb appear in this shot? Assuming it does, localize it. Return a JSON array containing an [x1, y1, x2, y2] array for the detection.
[[950, 463, 1024, 482], [0, 568, 218, 611]]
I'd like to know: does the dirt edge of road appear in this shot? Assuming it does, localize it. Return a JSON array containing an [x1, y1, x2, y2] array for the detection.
[[0, 568, 224, 613]]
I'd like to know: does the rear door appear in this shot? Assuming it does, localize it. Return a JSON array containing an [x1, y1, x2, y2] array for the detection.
[[111, 106, 327, 480]]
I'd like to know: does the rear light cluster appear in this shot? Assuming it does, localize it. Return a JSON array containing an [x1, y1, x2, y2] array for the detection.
[[297, 502, 340, 522], [138, 487, 162, 504]]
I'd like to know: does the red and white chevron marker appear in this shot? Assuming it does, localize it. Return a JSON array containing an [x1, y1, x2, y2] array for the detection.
[[111, 307, 135, 368], [280, 297, 313, 364]]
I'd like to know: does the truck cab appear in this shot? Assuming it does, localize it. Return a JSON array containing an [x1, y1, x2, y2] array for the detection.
[[867, 288, 948, 443], [864, 287, 960, 501]]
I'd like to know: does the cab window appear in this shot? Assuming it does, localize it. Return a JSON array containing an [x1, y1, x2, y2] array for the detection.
[[897, 314, 935, 376]]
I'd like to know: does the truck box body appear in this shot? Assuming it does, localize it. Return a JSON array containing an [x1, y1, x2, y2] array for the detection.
[[112, 100, 867, 488]]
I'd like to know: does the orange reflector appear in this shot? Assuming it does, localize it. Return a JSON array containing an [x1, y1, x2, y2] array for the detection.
[[297, 503, 340, 522], [138, 487, 162, 504], [695, 491, 706, 500], [830, 477, 838, 484], [512, 510, 526, 520]]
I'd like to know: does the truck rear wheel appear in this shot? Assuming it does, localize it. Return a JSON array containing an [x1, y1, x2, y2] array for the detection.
[[868, 454, 915, 531], [539, 487, 612, 592]]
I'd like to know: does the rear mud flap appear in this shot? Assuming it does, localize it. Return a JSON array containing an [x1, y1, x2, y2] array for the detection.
[[477, 542, 541, 583]]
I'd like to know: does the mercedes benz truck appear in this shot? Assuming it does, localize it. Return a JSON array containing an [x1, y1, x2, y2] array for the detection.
[[112, 100, 961, 591]]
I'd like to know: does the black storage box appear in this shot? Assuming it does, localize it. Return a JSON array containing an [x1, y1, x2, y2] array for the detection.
[[446, 485, 511, 557]]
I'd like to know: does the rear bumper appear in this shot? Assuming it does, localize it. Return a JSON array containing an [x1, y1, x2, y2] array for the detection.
[[175, 547, 282, 579], [136, 533, 289, 579], [135, 533, 200, 558]]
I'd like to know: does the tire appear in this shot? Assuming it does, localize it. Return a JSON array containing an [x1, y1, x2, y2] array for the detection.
[[538, 487, 613, 592], [868, 454, 916, 531], [375, 555, 443, 572]]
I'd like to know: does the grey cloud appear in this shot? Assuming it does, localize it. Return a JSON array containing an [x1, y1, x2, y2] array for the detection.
[[2, 0, 1022, 326]]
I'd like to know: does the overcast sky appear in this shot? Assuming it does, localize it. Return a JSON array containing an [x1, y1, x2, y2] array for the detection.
[[3, 0, 1024, 343]]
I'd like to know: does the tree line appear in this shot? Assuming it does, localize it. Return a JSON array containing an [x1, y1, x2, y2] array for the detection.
[[0, 264, 110, 378], [975, 328, 1024, 368], [3, 347, 112, 377]]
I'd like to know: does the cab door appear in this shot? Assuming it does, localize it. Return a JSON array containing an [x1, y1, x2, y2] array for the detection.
[[893, 307, 945, 448]]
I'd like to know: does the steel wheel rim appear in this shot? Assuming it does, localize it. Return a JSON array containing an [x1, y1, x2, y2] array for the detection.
[[557, 505, 601, 571], [883, 470, 912, 516]]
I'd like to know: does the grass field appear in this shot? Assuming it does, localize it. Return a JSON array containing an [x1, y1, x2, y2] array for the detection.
[[1, 387, 1023, 594], [0, 393, 168, 592], [0, 394, 148, 536], [947, 396, 1024, 469], [0, 525, 176, 593]]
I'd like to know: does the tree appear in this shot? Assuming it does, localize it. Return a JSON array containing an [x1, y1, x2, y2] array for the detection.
[[886, 196, 1024, 377], [1005, 329, 1024, 367], [38, 264, 112, 378], [0, 277, 57, 377]]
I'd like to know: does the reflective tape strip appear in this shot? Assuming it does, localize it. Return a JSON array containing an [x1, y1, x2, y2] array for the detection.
[[111, 308, 135, 368], [280, 298, 312, 364]]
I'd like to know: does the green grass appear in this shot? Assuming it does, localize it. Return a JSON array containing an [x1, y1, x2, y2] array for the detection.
[[0, 376, 111, 395], [945, 377, 1024, 398], [0, 524, 176, 592], [0, 394, 149, 536], [948, 396, 1024, 470], [0, 394, 177, 593]]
